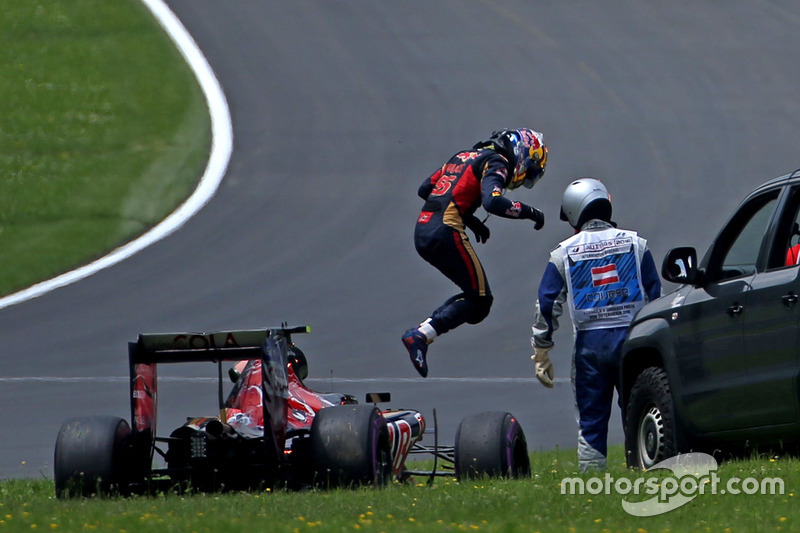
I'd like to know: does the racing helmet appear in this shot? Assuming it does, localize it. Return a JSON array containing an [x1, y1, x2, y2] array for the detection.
[[559, 177, 612, 229], [288, 345, 308, 381], [487, 128, 548, 190]]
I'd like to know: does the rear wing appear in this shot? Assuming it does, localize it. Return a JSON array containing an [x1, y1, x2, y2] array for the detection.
[[128, 325, 310, 472], [131, 325, 311, 363]]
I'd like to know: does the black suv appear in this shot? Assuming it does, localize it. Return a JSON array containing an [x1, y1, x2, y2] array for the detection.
[[621, 169, 800, 468]]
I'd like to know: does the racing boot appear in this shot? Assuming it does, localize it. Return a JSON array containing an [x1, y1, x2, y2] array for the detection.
[[402, 328, 429, 377]]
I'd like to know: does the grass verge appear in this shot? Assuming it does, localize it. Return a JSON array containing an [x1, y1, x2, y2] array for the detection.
[[0, 0, 211, 296], [0, 446, 797, 532]]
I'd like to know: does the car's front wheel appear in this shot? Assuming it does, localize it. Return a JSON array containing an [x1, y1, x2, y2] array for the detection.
[[624, 366, 681, 469], [454, 411, 530, 480]]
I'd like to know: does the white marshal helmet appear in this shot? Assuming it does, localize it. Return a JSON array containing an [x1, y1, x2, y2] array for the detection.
[[559, 178, 612, 229]]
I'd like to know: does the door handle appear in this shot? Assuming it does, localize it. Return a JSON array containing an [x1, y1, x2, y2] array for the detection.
[[782, 292, 798, 307], [727, 304, 744, 316]]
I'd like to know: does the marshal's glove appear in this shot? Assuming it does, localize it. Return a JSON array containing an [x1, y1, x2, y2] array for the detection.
[[466, 216, 491, 244], [531, 346, 554, 388]]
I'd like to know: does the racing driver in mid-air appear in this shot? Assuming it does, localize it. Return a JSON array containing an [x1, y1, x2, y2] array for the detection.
[[402, 128, 548, 377]]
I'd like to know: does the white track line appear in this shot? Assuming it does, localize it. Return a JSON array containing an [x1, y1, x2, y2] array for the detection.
[[0, 0, 232, 311]]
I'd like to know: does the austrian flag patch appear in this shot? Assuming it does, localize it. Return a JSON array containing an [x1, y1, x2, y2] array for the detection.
[[591, 264, 619, 286]]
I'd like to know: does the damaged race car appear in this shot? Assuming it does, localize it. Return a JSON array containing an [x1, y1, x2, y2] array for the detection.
[[54, 326, 530, 497]]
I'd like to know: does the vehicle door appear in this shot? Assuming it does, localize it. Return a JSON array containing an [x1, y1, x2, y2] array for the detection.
[[672, 189, 780, 433], [739, 185, 800, 427]]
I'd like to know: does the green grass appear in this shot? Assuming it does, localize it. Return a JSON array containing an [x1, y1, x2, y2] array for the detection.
[[0, 0, 210, 296], [1, 447, 798, 532]]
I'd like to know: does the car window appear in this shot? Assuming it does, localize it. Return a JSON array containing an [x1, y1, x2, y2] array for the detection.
[[768, 185, 800, 270], [712, 191, 779, 281]]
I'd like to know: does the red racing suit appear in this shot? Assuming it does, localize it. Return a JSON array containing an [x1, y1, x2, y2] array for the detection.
[[414, 147, 540, 335]]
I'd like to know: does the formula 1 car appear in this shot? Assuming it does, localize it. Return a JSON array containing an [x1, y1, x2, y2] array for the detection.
[[54, 326, 530, 497]]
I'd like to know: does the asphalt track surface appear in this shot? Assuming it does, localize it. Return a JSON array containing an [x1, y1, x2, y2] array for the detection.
[[2, 1, 800, 479]]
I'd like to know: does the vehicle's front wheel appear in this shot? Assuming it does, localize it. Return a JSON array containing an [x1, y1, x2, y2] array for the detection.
[[54, 416, 133, 498], [624, 366, 681, 469], [311, 405, 392, 488], [454, 411, 530, 480]]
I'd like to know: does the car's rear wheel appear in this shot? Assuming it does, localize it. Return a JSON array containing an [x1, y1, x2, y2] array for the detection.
[[624, 366, 680, 469], [54, 416, 133, 498], [311, 405, 392, 488], [454, 411, 530, 480]]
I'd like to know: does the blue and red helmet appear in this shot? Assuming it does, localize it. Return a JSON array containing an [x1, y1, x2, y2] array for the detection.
[[487, 128, 548, 189]]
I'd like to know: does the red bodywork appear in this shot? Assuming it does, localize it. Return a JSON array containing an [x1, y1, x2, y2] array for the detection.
[[224, 358, 426, 478]]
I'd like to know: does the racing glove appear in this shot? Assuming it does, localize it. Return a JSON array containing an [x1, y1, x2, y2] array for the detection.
[[528, 207, 545, 230], [531, 346, 554, 388], [465, 215, 491, 244]]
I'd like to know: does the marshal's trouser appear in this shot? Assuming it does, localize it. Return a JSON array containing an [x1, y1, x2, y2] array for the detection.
[[414, 222, 493, 335], [572, 326, 628, 471]]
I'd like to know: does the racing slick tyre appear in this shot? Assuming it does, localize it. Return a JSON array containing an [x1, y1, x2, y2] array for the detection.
[[454, 411, 530, 480], [624, 366, 681, 469], [54, 416, 133, 498], [311, 405, 392, 488]]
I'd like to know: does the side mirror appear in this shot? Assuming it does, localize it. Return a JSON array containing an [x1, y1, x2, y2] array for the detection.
[[662, 247, 701, 285]]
